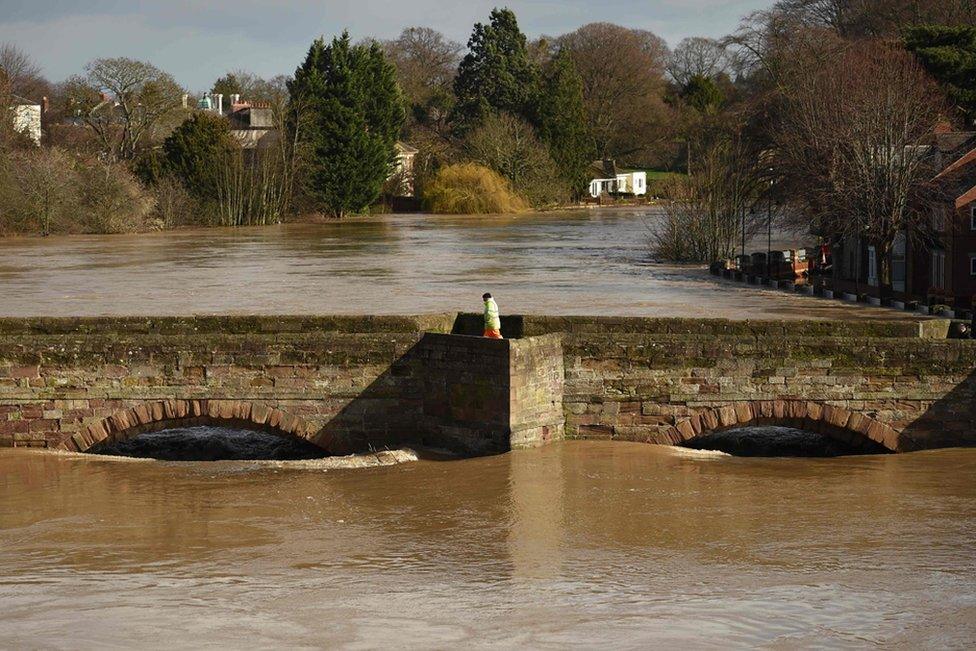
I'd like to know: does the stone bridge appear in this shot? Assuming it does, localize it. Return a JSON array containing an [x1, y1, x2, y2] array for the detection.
[[0, 314, 973, 455]]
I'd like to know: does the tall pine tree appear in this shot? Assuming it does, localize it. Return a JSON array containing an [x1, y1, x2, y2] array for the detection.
[[452, 8, 538, 133], [532, 50, 591, 199], [288, 33, 405, 218]]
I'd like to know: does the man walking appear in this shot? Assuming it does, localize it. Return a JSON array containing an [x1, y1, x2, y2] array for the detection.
[[483, 293, 502, 339]]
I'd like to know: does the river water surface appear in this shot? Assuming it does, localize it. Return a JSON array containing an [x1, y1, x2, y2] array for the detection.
[[2, 442, 975, 648], [0, 209, 903, 319]]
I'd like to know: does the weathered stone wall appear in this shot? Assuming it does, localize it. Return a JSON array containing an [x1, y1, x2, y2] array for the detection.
[[454, 313, 951, 340], [561, 332, 976, 452], [510, 334, 565, 448], [0, 326, 427, 452], [1, 314, 973, 455], [0, 317, 564, 456], [416, 333, 512, 455]]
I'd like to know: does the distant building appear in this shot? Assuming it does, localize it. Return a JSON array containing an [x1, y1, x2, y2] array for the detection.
[[588, 159, 646, 198], [392, 142, 418, 197], [8, 95, 41, 146], [824, 130, 976, 310], [190, 93, 417, 195]]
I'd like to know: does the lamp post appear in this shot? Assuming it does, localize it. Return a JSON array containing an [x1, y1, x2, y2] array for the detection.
[[740, 205, 746, 261], [766, 198, 772, 280]]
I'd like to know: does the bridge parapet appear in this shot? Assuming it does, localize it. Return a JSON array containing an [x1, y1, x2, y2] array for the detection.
[[0, 319, 564, 456], [0, 314, 972, 455]]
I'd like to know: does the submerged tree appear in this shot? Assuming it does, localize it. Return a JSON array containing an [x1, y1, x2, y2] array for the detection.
[[652, 129, 765, 263], [287, 34, 404, 218], [464, 112, 567, 208], [162, 112, 237, 201]]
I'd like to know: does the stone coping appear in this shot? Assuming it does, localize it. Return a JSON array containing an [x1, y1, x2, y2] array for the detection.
[[0, 313, 949, 340]]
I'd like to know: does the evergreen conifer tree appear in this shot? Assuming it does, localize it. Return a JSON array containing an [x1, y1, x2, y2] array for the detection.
[[904, 25, 976, 124], [288, 33, 405, 218], [162, 112, 236, 200], [532, 50, 592, 198], [452, 9, 538, 133]]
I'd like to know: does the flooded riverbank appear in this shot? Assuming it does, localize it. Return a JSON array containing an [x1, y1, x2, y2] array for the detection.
[[0, 209, 904, 319], [2, 441, 974, 647]]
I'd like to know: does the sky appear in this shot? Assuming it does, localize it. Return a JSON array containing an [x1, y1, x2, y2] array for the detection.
[[0, 0, 772, 91]]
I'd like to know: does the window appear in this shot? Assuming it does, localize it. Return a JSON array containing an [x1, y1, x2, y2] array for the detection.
[[970, 254, 976, 277], [971, 207, 976, 231], [932, 250, 946, 289], [867, 246, 878, 287]]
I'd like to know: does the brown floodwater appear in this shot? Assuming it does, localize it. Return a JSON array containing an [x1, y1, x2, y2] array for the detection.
[[2, 441, 975, 648], [0, 209, 905, 319]]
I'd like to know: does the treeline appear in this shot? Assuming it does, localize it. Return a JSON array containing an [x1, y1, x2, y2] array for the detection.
[[1, 2, 975, 235], [650, 0, 976, 265]]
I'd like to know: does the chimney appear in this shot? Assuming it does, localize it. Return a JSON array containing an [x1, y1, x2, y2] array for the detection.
[[182, 94, 189, 109], [41, 96, 49, 115], [216, 93, 223, 114], [231, 93, 240, 105]]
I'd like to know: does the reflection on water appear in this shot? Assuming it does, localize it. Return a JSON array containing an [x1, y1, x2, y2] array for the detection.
[[2, 441, 975, 647], [683, 426, 887, 457], [0, 210, 907, 319], [89, 426, 328, 462]]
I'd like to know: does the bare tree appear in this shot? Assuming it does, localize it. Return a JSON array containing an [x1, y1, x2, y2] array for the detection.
[[668, 38, 730, 87], [772, 0, 976, 38], [9, 148, 78, 235], [0, 44, 48, 100], [557, 23, 671, 160], [726, 9, 846, 87], [65, 57, 185, 160], [464, 112, 566, 207], [0, 44, 49, 150], [653, 127, 766, 263], [774, 40, 945, 298], [383, 27, 462, 105]]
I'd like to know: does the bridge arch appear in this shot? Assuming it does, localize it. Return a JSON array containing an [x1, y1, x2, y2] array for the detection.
[[67, 399, 331, 454], [664, 400, 900, 452]]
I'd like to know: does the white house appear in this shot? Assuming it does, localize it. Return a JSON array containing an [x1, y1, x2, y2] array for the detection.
[[9, 96, 41, 146], [588, 170, 647, 198], [391, 142, 418, 196]]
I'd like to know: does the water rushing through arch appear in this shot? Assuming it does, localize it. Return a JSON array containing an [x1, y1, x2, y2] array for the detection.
[[682, 425, 887, 457], [89, 425, 328, 462]]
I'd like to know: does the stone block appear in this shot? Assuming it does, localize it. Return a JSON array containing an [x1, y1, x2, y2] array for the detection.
[[734, 402, 753, 424]]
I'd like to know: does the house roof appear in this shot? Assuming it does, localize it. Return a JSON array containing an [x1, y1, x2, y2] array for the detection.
[[935, 131, 976, 155], [9, 94, 39, 107], [395, 141, 418, 154], [936, 145, 976, 180], [957, 184, 976, 210]]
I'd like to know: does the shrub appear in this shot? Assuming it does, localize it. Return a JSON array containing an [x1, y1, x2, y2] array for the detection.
[[422, 163, 529, 214], [150, 177, 197, 228], [0, 149, 158, 235], [77, 161, 156, 233]]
